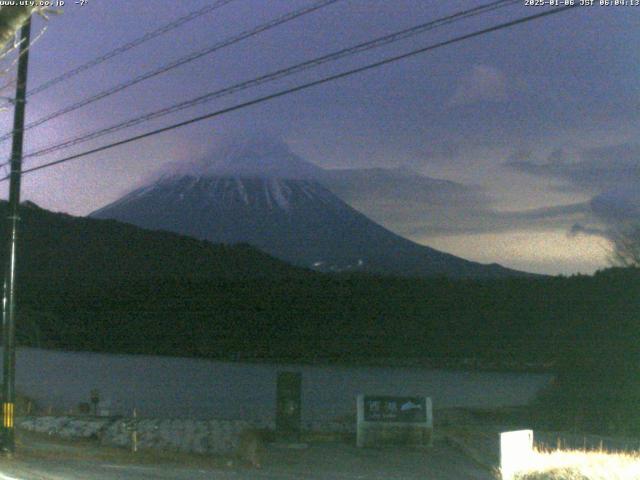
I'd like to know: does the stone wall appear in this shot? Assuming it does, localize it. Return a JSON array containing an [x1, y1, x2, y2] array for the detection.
[[17, 416, 273, 455], [16, 415, 355, 455]]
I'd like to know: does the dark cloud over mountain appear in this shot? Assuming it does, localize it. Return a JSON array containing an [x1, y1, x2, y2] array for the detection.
[[505, 144, 640, 193], [506, 144, 640, 240]]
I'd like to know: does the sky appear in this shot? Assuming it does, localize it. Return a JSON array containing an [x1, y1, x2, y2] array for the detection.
[[0, 0, 638, 275]]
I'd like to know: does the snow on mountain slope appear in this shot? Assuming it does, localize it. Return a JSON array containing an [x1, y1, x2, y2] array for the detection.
[[91, 139, 525, 277]]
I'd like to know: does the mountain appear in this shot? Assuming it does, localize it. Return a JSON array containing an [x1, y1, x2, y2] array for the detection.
[[0, 200, 303, 286], [321, 165, 474, 206], [91, 139, 524, 278], [318, 166, 490, 238]]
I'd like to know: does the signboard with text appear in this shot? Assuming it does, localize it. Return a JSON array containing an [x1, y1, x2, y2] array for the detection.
[[363, 396, 428, 423], [356, 394, 432, 448]]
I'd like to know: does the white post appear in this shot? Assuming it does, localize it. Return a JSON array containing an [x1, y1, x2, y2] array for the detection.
[[131, 408, 138, 453], [356, 394, 365, 448], [425, 397, 433, 446], [500, 429, 534, 480]]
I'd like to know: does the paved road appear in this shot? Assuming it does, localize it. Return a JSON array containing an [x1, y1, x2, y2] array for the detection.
[[0, 442, 493, 480]]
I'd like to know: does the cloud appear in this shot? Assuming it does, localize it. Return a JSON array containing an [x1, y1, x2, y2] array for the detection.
[[403, 201, 590, 237], [504, 143, 640, 242], [448, 65, 509, 107], [322, 166, 486, 208], [317, 161, 595, 239], [411, 141, 461, 166], [569, 223, 609, 239], [555, 187, 640, 246], [320, 166, 497, 236], [505, 143, 640, 192], [156, 134, 324, 180], [590, 186, 640, 225], [322, 164, 591, 237]]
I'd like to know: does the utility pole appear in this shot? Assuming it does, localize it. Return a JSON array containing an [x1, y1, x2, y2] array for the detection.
[[1, 16, 31, 454]]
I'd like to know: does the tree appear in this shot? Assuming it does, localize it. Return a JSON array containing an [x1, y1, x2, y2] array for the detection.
[[0, 6, 37, 51], [610, 224, 640, 268]]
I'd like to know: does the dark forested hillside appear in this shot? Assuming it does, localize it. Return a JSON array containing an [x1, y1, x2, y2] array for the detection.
[[20, 264, 640, 371], [0, 201, 305, 284], [0, 201, 638, 378]]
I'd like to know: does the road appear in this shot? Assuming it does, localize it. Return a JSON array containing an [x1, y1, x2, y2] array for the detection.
[[0, 438, 494, 480]]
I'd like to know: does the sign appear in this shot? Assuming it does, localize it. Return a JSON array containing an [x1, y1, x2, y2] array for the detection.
[[356, 394, 432, 448], [363, 396, 427, 423]]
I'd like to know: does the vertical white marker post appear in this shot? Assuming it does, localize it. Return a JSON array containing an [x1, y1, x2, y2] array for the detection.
[[500, 429, 534, 480]]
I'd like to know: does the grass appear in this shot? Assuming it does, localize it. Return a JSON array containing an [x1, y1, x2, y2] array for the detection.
[[503, 447, 640, 480]]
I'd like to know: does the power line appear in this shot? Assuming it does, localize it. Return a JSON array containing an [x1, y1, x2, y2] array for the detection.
[[21, 0, 518, 160], [0, 0, 342, 144], [0, 0, 236, 108], [4, 5, 576, 182]]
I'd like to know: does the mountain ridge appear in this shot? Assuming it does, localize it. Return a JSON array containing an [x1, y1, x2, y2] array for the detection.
[[91, 171, 528, 278], [0, 200, 305, 286]]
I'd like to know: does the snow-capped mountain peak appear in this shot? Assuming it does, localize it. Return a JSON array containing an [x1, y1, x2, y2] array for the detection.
[[91, 138, 523, 278]]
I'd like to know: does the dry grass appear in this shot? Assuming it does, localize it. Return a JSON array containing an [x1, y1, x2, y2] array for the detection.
[[507, 447, 640, 480]]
